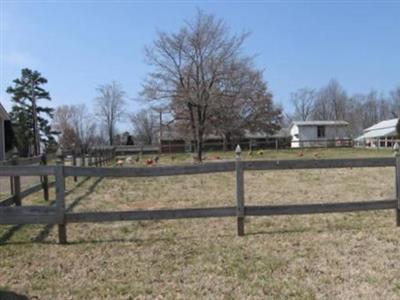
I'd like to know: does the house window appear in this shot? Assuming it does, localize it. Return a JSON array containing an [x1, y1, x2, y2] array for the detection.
[[317, 126, 325, 138]]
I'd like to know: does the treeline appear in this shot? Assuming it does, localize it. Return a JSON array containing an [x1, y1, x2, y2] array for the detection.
[[290, 79, 400, 136]]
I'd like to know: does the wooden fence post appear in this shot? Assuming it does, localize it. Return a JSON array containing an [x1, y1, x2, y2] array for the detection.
[[235, 145, 245, 236], [98, 148, 101, 166], [72, 149, 77, 182], [88, 149, 92, 166], [56, 147, 67, 244], [12, 148, 21, 206], [41, 150, 49, 201], [395, 144, 400, 226], [94, 149, 98, 167]]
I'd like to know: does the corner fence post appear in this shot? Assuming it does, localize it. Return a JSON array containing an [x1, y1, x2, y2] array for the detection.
[[12, 148, 21, 206], [56, 147, 67, 244], [395, 147, 400, 226], [41, 150, 49, 201], [235, 145, 245, 236]]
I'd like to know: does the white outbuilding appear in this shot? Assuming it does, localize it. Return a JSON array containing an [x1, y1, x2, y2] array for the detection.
[[355, 118, 398, 148], [289, 120, 350, 148]]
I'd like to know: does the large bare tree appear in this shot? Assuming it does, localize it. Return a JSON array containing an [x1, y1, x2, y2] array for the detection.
[[142, 10, 253, 161], [95, 81, 126, 145]]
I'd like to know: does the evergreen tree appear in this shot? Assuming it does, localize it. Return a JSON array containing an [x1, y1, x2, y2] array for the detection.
[[6, 68, 56, 156]]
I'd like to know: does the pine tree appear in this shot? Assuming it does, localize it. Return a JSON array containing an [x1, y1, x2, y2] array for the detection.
[[6, 68, 57, 156]]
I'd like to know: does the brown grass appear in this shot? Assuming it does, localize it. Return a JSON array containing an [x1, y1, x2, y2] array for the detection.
[[1, 148, 399, 299]]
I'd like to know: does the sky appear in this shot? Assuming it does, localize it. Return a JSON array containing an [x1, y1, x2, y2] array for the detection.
[[1, 0, 399, 130]]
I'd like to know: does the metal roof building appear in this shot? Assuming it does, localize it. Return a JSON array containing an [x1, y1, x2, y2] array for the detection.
[[355, 118, 398, 148]]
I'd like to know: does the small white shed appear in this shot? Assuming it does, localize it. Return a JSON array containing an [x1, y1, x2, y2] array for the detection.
[[0, 103, 10, 161], [289, 121, 350, 148], [355, 118, 398, 148]]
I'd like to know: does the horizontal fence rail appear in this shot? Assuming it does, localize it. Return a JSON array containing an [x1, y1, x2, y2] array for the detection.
[[66, 207, 237, 223], [245, 200, 397, 216], [0, 147, 399, 244], [64, 162, 235, 178], [0, 206, 58, 225], [0, 166, 55, 177], [243, 157, 395, 171]]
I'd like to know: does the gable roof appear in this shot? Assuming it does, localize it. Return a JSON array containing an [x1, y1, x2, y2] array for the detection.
[[356, 118, 398, 140], [0, 103, 9, 120], [360, 127, 396, 139], [364, 118, 398, 133], [290, 120, 349, 129]]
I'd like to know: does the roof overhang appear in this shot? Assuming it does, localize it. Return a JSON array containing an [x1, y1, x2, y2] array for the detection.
[[0, 103, 9, 120], [289, 121, 348, 130], [357, 127, 396, 140]]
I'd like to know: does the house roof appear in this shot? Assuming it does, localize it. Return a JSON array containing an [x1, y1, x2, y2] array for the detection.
[[357, 128, 396, 140], [356, 118, 398, 140], [243, 128, 289, 139], [364, 118, 398, 133], [0, 103, 9, 120], [290, 120, 349, 127]]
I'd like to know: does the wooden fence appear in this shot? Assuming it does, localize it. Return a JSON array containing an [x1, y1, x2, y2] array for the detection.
[[0, 147, 115, 209], [0, 147, 398, 244]]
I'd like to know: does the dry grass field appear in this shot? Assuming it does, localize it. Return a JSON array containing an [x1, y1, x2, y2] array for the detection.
[[1, 148, 399, 299]]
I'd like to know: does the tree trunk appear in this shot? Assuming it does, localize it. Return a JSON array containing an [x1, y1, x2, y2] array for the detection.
[[31, 92, 40, 156], [109, 127, 113, 145], [188, 103, 198, 154], [222, 135, 227, 152], [197, 134, 203, 162]]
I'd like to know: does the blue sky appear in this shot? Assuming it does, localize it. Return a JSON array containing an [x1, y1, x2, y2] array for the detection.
[[1, 1, 399, 129]]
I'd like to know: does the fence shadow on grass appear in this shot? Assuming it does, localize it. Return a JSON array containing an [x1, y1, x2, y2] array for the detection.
[[0, 177, 102, 245], [0, 290, 29, 300], [32, 177, 104, 243]]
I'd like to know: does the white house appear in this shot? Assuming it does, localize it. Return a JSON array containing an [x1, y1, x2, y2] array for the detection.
[[289, 121, 350, 148], [355, 118, 398, 148], [0, 103, 10, 161]]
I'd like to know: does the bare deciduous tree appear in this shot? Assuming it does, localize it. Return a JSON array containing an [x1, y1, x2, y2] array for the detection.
[[95, 81, 126, 145], [288, 80, 399, 137], [290, 88, 316, 121], [312, 79, 347, 121], [391, 86, 400, 117], [70, 104, 98, 150], [142, 10, 253, 161], [52, 104, 98, 150], [209, 60, 281, 149], [130, 109, 157, 144], [53, 105, 77, 148]]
